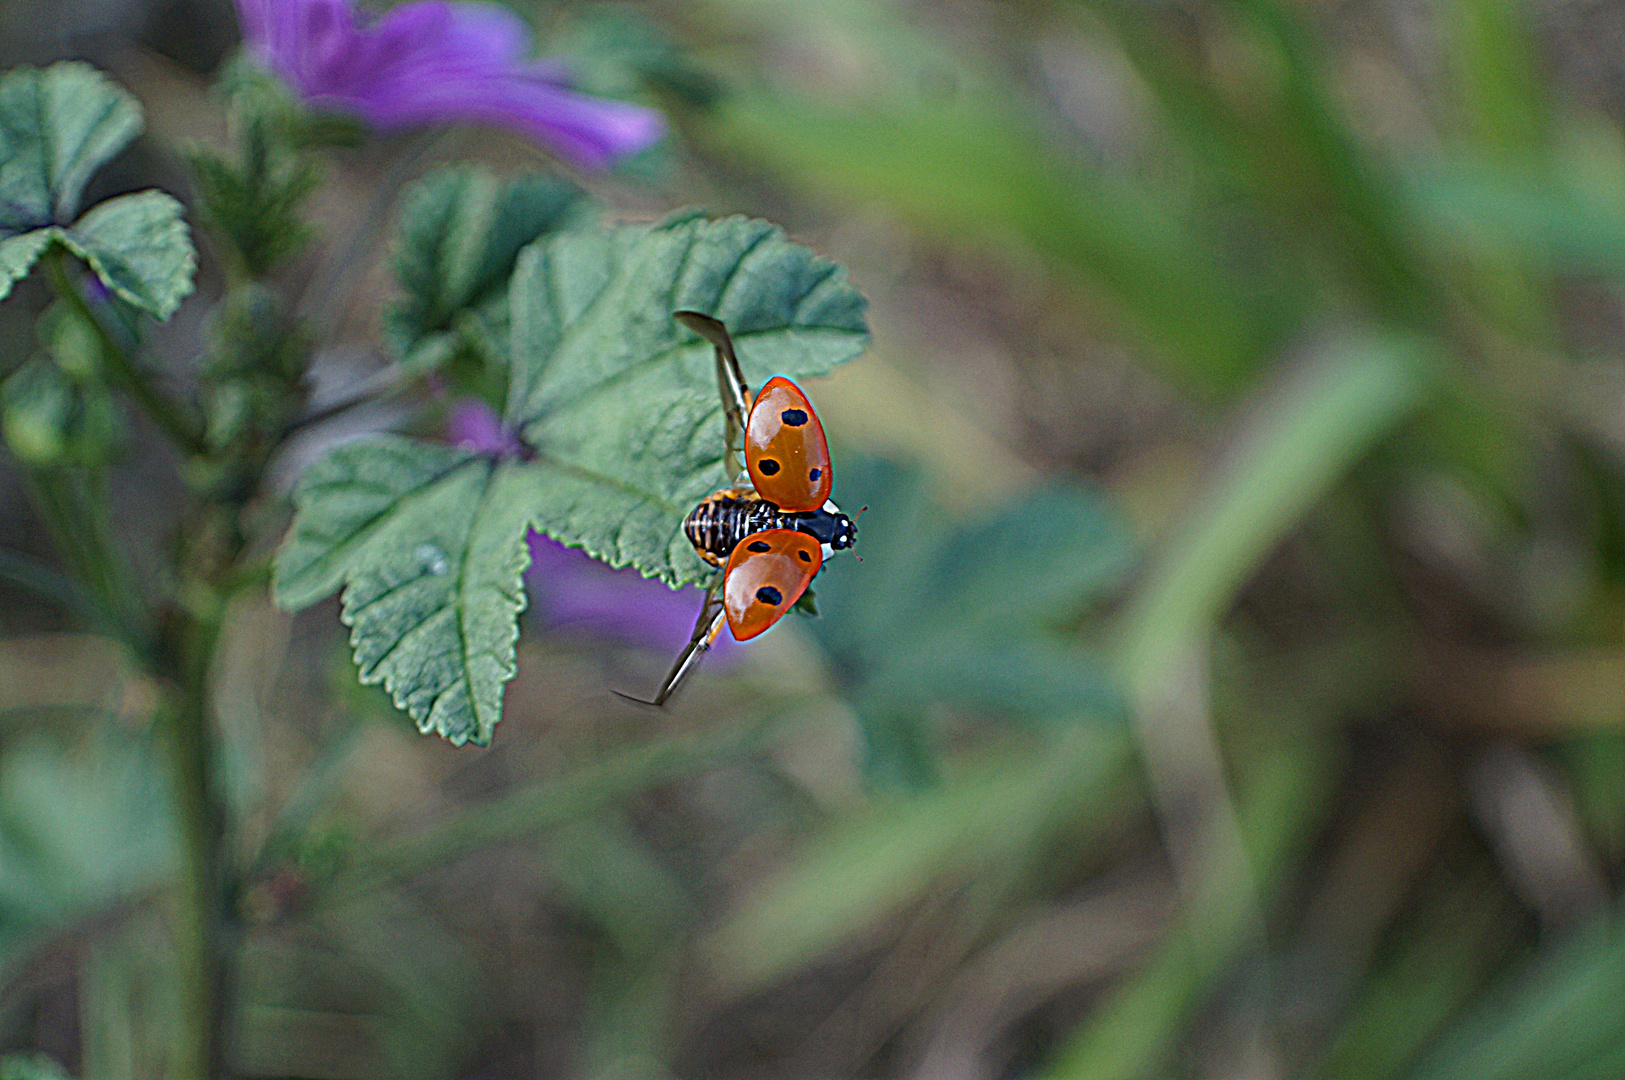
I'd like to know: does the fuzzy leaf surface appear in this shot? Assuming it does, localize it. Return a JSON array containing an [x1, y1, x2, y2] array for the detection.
[[508, 213, 869, 586], [0, 195, 196, 316], [57, 191, 196, 318], [0, 65, 192, 314], [0, 61, 142, 228], [273, 437, 545, 746], [387, 166, 589, 370]]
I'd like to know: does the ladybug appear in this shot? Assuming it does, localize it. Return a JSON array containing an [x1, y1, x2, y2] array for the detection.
[[617, 311, 859, 705]]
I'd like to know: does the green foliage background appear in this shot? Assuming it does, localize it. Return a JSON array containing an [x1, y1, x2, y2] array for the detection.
[[3, 0, 1625, 1078]]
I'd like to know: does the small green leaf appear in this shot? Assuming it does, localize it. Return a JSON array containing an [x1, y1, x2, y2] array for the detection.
[[0, 229, 51, 302], [0, 194, 197, 317], [57, 191, 196, 319], [508, 214, 869, 585], [387, 166, 589, 370], [273, 437, 547, 746], [0, 61, 143, 228]]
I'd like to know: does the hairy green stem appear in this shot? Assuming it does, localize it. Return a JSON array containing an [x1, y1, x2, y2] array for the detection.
[[42, 247, 207, 455], [162, 643, 225, 1080], [16, 462, 226, 1076]]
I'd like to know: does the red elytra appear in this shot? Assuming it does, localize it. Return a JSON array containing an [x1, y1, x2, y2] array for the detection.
[[746, 376, 833, 513], [722, 528, 823, 640]]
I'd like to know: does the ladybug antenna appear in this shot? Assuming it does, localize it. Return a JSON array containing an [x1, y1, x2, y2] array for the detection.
[[854, 505, 870, 519]]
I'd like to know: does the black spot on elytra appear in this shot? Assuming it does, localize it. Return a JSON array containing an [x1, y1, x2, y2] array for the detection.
[[755, 585, 783, 606], [747, 540, 771, 553], [781, 408, 809, 427], [809, 468, 822, 482], [798, 550, 812, 562], [758, 458, 781, 475]]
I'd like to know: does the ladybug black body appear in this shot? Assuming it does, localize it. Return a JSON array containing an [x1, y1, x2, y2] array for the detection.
[[683, 487, 858, 567]]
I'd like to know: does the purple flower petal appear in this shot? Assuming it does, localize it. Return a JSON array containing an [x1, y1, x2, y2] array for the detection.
[[235, 0, 665, 169], [527, 534, 739, 660], [362, 73, 666, 170]]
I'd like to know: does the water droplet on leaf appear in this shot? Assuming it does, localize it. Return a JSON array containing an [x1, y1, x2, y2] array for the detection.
[[415, 543, 449, 575]]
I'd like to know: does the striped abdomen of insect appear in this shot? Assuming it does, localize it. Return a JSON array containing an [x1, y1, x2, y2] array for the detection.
[[684, 488, 858, 567]]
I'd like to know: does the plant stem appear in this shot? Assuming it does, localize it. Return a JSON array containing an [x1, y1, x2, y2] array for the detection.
[[163, 603, 228, 1080], [16, 459, 225, 1076], [42, 247, 207, 455]]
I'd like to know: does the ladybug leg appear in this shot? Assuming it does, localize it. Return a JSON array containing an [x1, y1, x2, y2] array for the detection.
[[675, 311, 751, 480], [614, 576, 727, 707]]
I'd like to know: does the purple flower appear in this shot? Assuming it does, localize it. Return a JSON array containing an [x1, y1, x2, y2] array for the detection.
[[447, 400, 738, 659], [235, 0, 665, 169]]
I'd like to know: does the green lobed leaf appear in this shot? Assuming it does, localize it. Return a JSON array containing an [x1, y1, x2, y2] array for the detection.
[[57, 191, 196, 319], [386, 166, 590, 370], [0, 65, 192, 314], [273, 437, 548, 746], [0, 194, 197, 317], [508, 213, 869, 586], [0, 61, 143, 230]]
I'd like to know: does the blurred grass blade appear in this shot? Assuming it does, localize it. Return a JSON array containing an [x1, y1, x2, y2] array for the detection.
[[1118, 332, 1430, 701], [329, 724, 774, 896], [1313, 872, 1518, 1080], [1445, 0, 1549, 156], [1226, 0, 1434, 319], [704, 726, 1132, 991], [1044, 741, 1334, 1080], [1407, 161, 1625, 273], [711, 94, 1268, 390], [1401, 908, 1625, 1080]]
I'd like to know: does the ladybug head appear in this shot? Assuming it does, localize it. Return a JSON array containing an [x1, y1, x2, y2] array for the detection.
[[828, 511, 857, 551], [791, 501, 860, 554]]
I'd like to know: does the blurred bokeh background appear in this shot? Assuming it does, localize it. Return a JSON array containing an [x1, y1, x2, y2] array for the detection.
[[5, 0, 1625, 1077]]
